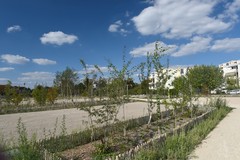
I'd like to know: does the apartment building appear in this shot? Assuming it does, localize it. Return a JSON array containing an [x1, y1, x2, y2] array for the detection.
[[149, 67, 188, 90], [219, 60, 240, 87]]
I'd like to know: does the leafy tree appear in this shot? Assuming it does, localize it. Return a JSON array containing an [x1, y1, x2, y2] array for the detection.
[[32, 85, 47, 106], [47, 87, 58, 104], [4, 81, 23, 106], [151, 43, 168, 126], [172, 76, 194, 118], [12, 87, 23, 106], [75, 82, 86, 96], [138, 42, 168, 126], [226, 77, 238, 90], [138, 55, 154, 125], [54, 67, 79, 97], [4, 81, 13, 104], [95, 77, 107, 99], [187, 65, 223, 95]]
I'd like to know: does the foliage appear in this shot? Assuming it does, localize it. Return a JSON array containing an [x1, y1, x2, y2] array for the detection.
[[54, 67, 79, 97], [138, 42, 168, 126], [151, 43, 168, 126], [32, 85, 47, 106], [187, 65, 223, 95], [134, 99, 231, 160], [41, 115, 151, 153], [3, 81, 23, 106], [47, 87, 58, 104], [226, 77, 239, 90], [4, 81, 13, 104], [172, 76, 195, 117], [11, 118, 42, 160]]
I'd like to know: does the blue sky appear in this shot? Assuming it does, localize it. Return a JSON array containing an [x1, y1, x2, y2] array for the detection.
[[0, 0, 240, 88]]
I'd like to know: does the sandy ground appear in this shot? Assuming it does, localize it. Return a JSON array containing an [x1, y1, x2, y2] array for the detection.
[[0, 102, 161, 143], [1, 96, 239, 160], [190, 96, 240, 160]]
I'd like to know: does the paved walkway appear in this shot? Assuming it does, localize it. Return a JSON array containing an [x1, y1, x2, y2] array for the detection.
[[190, 97, 240, 160]]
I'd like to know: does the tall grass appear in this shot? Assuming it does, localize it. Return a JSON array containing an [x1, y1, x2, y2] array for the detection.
[[134, 98, 231, 160], [9, 118, 42, 160]]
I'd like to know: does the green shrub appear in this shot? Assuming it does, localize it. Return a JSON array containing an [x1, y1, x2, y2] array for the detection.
[[10, 118, 42, 160], [32, 85, 47, 106], [134, 99, 231, 160]]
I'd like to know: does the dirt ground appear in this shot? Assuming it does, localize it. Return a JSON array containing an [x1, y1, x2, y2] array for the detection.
[[1, 96, 239, 160], [0, 102, 158, 142]]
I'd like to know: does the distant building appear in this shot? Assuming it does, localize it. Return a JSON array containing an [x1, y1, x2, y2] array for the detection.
[[219, 60, 240, 87], [149, 67, 189, 90]]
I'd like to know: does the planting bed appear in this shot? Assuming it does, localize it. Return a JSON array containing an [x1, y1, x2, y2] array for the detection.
[[45, 108, 205, 160]]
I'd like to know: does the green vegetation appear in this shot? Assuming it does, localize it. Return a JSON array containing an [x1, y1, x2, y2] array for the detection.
[[10, 118, 42, 160], [32, 85, 48, 106], [46, 87, 58, 104], [54, 67, 79, 97], [4, 81, 23, 106], [134, 98, 231, 160], [0, 43, 233, 160], [187, 65, 223, 95]]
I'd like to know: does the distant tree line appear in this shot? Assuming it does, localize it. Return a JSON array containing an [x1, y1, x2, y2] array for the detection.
[[0, 64, 224, 106]]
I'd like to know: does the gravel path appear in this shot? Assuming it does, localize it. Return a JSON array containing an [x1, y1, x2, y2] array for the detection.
[[190, 97, 240, 160], [0, 102, 158, 142]]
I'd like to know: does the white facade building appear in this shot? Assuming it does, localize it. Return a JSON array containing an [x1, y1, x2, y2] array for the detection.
[[149, 67, 188, 90], [219, 60, 240, 87]]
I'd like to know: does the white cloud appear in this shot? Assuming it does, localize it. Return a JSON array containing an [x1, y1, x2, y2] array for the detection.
[[40, 31, 78, 45], [171, 36, 212, 57], [132, 0, 231, 38], [0, 67, 14, 72], [18, 72, 54, 85], [17, 72, 55, 88], [130, 41, 177, 57], [1, 54, 30, 64], [211, 38, 240, 52], [32, 58, 57, 65], [108, 24, 120, 32], [78, 65, 108, 74], [0, 78, 9, 81], [169, 64, 193, 69], [219, 0, 240, 22], [108, 20, 129, 35], [7, 25, 22, 33]]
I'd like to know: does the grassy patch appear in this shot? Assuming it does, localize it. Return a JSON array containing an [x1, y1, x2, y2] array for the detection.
[[134, 99, 232, 160]]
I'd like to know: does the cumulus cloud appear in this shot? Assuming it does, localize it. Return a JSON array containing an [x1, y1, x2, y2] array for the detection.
[[18, 72, 54, 85], [108, 20, 128, 35], [130, 41, 177, 57], [171, 36, 212, 57], [78, 65, 108, 74], [17, 72, 55, 87], [1, 54, 30, 64], [40, 31, 78, 45], [211, 38, 240, 52], [0, 67, 14, 72], [169, 64, 193, 69], [32, 58, 57, 65], [0, 78, 9, 81], [7, 25, 22, 33], [132, 0, 231, 38], [219, 0, 240, 22]]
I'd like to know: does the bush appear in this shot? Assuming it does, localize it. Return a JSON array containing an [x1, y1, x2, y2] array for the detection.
[[10, 118, 42, 160], [32, 85, 47, 106], [134, 99, 231, 160], [47, 87, 58, 104]]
